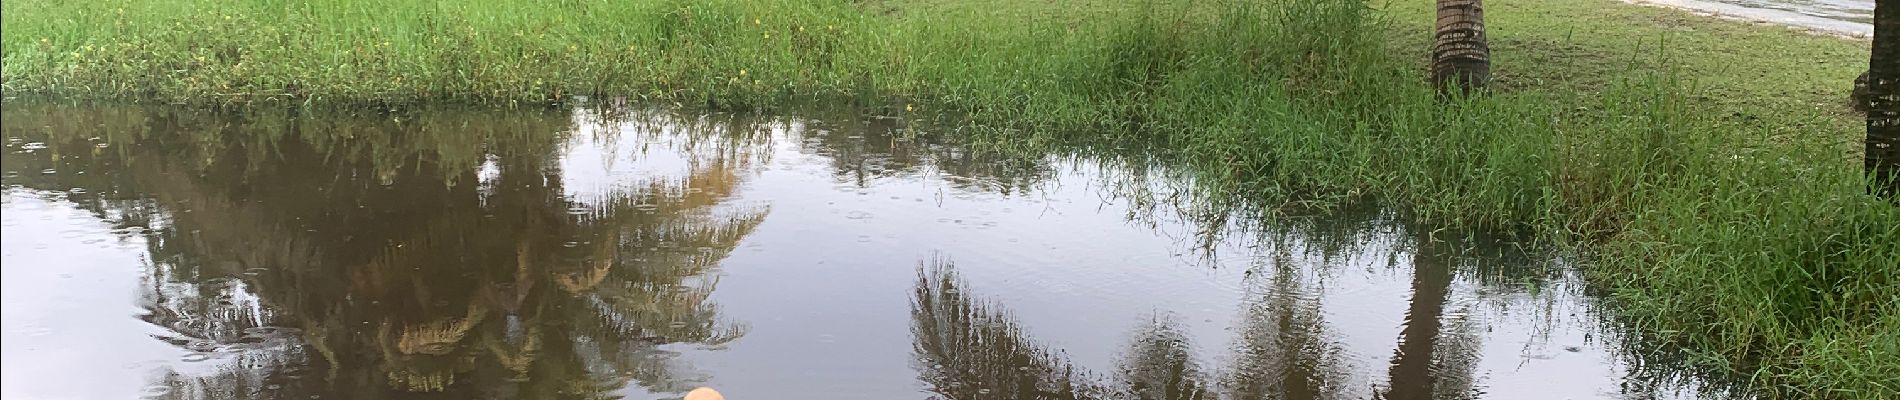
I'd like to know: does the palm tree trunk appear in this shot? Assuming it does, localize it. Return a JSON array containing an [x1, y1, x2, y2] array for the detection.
[[1432, 0, 1491, 95], [1869, 0, 1900, 197]]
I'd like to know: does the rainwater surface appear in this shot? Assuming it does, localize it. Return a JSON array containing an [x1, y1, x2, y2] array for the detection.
[[2, 104, 1731, 399]]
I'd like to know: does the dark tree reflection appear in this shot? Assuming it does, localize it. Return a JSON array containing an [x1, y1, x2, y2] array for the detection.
[[1380, 234, 1456, 400], [2, 105, 769, 399], [908, 257, 1351, 400], [1222, 258, 1353, 400], [1113, 317, 1214, 400], [910, 259, 1103, 400], [904, 219, 1530, 400]]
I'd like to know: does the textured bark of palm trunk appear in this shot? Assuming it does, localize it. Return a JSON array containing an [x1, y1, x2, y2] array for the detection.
[[1432, 0, 1491, 96], [1870, 0, 1900, 197]]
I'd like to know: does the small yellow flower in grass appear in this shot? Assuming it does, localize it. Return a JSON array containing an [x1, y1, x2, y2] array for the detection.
[[764, 33, 771, 40], [754, 18, 761, 25], [739, 69, 747, 76], [223, 15, 231, 20], [906, 104, 914, 112], [798, 25, 805, 32]]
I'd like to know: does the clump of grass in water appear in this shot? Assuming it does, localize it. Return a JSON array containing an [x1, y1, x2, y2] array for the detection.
[[4, 0, 1897, 396]]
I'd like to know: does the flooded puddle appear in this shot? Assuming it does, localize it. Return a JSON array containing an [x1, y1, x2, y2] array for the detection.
[[1633, 0, 1873, 36], [2, 104, 1727, 399]]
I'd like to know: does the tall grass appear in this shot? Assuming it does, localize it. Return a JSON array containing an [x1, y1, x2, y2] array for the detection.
[[4, 0, 1897, 397]]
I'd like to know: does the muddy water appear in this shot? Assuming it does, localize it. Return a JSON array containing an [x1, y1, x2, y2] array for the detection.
[[1635, 0, 1874, 36], [2, 105, 1727, 400]]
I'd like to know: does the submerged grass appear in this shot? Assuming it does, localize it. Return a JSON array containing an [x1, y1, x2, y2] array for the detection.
[[4, 0, 1897, 397]]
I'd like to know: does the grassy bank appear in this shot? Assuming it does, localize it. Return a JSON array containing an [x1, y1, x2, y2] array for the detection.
[[4, 0, 1897, 397]]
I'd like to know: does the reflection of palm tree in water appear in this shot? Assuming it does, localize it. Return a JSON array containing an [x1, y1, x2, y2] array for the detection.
[[910, 260, 1102, 400], [1380, 234, 1455, 400], [2, 107, 767, 399], [1114, 317, 1214, 400], [1380, 233, 1501, 400], [1223, 252, 1353, 400], [909, 229, 1501, 400], [908, 257, 1351, 400]]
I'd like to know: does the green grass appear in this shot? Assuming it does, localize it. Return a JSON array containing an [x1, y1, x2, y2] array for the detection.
[[1387, 0, 1870, 149], [4, 0, 1898, 397]]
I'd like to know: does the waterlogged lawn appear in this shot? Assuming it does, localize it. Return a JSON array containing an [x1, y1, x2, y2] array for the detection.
[[3, 0, 1897, 397]]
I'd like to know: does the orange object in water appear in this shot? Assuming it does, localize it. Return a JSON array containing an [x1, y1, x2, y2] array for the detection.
[[684, 387, 724, 400]]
